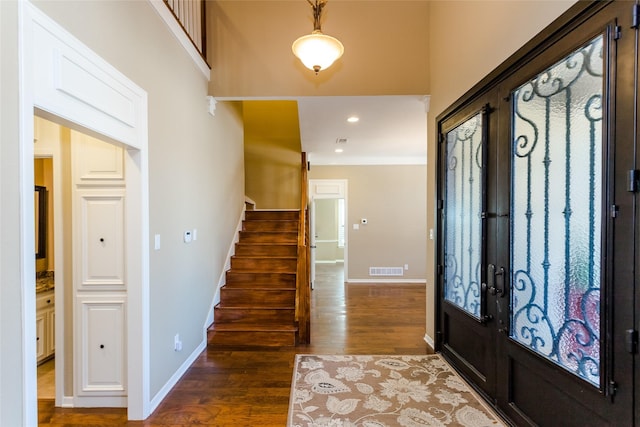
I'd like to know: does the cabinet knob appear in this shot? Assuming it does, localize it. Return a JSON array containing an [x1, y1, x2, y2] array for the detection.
[[37, 337, 40, 341], [100, 344, 105, 349], [99, 238, 105, 243], [46, 299, 51, 304]]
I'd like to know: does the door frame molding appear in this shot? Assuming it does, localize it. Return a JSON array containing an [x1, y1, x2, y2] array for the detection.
[[308, 179, 348, 281], [19, 1, 150, 420]]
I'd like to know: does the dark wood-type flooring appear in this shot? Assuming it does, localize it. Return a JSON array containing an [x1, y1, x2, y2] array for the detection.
[[38, 264, 429, 426]]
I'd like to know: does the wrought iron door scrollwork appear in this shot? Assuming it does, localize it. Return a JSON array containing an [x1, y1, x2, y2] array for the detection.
[[510, 35, 603, 386]]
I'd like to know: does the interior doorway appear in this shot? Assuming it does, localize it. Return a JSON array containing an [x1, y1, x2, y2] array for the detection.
[[309, 179, 348, 286], [20, 2, 150, 420]]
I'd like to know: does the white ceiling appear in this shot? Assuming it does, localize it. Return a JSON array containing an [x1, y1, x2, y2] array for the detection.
[[296, 96, 429, 166]]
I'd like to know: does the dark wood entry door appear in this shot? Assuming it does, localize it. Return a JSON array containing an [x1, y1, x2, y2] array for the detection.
[[437, 2, 636, 425]]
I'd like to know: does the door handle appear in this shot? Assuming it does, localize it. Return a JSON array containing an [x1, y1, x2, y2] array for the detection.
[[486, 264, 505, 297]]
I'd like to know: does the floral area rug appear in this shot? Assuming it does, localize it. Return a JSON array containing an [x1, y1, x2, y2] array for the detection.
[[288, 354, 506, 427]]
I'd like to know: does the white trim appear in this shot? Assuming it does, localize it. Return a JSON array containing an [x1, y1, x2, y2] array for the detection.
[[18, 3, 38, 425], [424, 334, 435, 351], [148, 338, 206, 414], [61, 396, 75, 408], [72, 396, 128, 408], [244, 195, 256, 208], [148, 0, 210, 80], [206, 96, 217, 116], [308, 179, 349, 283], [33, 117, 67, 408], [22, 2, 150, 420], [347, 279, 427, 284]]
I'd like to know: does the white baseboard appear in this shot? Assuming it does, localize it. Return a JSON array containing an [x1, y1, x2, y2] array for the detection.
[[73, 396, 127, 408], [347, 279, 426, 284], [148, 338, 207, 414], [61, 396, 75, 408], [424, 334, 435, 351]]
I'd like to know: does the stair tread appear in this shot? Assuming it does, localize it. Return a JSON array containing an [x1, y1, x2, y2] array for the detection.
[[222, 285, 295, 290], [229, 268, 296, 274], [236, 242, 297, 246], [215, 303, 294, 309], [210, 323, 298, 332], [231, 255, 297, 259], [213, 209, 301, 347]]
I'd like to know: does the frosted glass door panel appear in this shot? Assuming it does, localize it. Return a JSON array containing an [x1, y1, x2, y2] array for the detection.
[[444, 112, 484, 319], [510, 36, 603, 386]]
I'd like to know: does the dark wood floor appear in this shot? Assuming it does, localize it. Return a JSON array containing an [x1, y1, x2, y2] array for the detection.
[[38, 264, 429, 426]]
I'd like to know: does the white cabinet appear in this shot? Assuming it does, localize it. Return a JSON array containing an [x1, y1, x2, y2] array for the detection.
[[72, 130, 125, 185], [36, 290, 55, 364], [76, 295, 126, 397], [76, 191, 125, 291], [71, 131, 128, 406]]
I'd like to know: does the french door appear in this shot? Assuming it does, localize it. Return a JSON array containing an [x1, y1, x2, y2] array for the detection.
[[436, 2, 637, 425]]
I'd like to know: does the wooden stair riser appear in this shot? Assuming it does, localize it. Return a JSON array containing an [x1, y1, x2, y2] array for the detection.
[[225, 271, 296, 287], [214, 306, 295, 324], [211, 209, 301, 347], [234, 243, 297, 257], [208, 330, 296, 347], [230, 257, 297, 273], [238, 231, 298, 244], [220, 288, 295, 306], [245, 210, 299, 221], [242, 220, 298, 232]]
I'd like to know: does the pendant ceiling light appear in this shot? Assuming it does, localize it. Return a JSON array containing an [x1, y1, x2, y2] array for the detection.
[[292, 0, 344, 74]]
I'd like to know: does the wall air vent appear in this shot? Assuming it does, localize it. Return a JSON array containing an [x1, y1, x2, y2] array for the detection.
[[369, 267, 404, 276], [336, 137, 348, 144]]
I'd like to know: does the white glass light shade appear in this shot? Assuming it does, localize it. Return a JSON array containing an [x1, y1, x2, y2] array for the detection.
[[292, 31, 344, 73]]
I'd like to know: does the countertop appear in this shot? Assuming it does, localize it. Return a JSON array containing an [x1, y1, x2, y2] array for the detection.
[[36, 271, 54, 294]]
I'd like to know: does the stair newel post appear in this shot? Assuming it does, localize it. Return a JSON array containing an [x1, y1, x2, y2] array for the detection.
[[297, 152, 311, 343]]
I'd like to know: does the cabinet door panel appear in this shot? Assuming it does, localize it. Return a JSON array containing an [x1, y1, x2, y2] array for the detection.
[[72, 131, 124, 184], [77, 193, 125, 290], [36, 313, 46, 362], [76, 297, 126, 396]]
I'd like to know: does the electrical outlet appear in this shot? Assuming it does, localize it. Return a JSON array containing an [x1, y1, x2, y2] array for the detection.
[[183, 230, 192, 243], [404, 264, 409, 270], [174, 334, 182, 351]]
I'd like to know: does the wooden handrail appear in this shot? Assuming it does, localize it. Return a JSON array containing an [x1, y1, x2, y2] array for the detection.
[[296, 153, 311, 343]]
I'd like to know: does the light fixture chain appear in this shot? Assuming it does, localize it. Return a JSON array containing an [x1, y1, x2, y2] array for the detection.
[[306, 0, 327, 32]]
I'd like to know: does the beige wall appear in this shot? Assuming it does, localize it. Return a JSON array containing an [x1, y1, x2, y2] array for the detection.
[[208, 1, 430, 97], [315, 198, 344, 262], [425, 0, 577, 342], [31, 0, 246, 401], [310, 165, 427, 281], [244, 101, 302, 209]]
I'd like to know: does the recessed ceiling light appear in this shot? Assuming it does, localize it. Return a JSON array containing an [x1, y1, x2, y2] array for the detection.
[[335, 148, 344, 153], [347, 116, 359, 123]]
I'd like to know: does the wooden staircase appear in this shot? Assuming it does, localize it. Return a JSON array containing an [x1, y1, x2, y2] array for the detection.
[[208, 210, 301, 347]]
